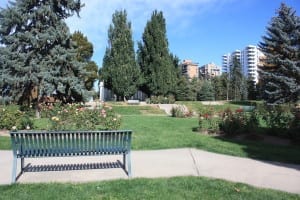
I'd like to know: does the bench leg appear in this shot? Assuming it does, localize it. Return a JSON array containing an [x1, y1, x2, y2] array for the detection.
[[11, 156, 17, 184], [123, 153, 126, 170], [21, 157, 24, 173], [126, 151, 132, 177], [123, 152, 132, 177]]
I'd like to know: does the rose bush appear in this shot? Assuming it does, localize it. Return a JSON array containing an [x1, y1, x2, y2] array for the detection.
[[48, 103, 121, 131], [0, 107, 34, 130]]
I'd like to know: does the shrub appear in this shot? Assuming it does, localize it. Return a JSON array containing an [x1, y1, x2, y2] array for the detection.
[[148, 95, 176, 104], [198, 107, 220, 133], [259, 104, 295, 137], [48, 103, 121, 131], [171, 106, 185, 118], [219, 108, 259, 135], [198, 115, 220, 133], [171, 105, 193, 118], [0, 106, 35, 130]]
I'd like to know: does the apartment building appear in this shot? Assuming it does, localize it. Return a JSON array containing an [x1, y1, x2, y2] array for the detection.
[[222, 53, 230, 73], [181, 59, 199, 80], [222, 50, 241, 73], [199, 62, 221, 79], [222, 45, 264, 84]]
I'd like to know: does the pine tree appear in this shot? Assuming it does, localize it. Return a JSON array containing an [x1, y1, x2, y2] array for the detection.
[[71, 31, 98, 91], [0, 0, 88, 111], [259, 3, 300, 105], [198, 80, 215, 101], [100, 10, 140, 101], [137, 10, 177, 97], [247, 79, 257, 100], [230, 56, 244, 101], [211, 75, 228, 100]]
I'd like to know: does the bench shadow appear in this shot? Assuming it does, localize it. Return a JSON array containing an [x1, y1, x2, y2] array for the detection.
[[16, 160, 128, 181]]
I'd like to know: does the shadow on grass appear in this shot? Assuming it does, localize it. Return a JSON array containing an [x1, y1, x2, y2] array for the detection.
[[213, 135, 300, 169]]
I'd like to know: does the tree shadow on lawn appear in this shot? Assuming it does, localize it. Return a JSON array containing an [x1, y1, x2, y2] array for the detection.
[[212, 134, 300, 170]]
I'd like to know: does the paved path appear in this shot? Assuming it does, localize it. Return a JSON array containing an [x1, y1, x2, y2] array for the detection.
[[158, 104, 188, 115], [0, 148, 300, 194]]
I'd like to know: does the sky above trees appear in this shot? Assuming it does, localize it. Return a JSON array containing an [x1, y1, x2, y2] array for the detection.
[[0, 0, 299, 67]]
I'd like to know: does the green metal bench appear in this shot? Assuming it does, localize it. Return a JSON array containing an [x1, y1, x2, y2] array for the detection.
[[10, 130, 132, 183]]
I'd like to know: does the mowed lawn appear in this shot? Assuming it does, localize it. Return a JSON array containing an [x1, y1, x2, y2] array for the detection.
[[114, 104, 300, 164], [1, 103, 300, 164], [121, 114, 300, 164], [0, 177, 299, 200], [0, 104, 300, 199]]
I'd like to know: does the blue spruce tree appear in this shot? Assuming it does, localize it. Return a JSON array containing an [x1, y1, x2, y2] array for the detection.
[[0, 0, 88, 114], [259, 3, 300, 105]]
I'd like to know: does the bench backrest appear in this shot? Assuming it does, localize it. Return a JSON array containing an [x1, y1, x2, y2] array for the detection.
[[10, 130, 132, 158]]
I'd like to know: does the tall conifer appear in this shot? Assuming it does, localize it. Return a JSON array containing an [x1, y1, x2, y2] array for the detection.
[[100, 10, 140, 101], [137, 10, 177, 96], [259, 3, 300, 104]]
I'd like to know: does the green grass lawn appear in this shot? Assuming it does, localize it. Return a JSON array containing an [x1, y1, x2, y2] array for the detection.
[[121, 115, 300, 164], [0, 136, 11, 150], [176, 101, 258, 113], [1, 103, 300, 164], [111, 104, 165, 115], [0, 177, 299, 200]]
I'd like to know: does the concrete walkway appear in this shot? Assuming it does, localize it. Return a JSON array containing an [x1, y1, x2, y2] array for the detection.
[[158, 104, 188, 115], [0, 148, 300, 194]]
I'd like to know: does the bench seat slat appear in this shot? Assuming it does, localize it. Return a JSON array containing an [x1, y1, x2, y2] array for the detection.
[[10, 130, 132, 157]]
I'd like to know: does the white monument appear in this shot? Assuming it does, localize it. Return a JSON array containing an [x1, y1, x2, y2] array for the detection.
[[99, 81, 104, 102]]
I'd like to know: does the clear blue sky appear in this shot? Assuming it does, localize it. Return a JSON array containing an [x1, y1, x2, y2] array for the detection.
[[1, 0, 299, 67]]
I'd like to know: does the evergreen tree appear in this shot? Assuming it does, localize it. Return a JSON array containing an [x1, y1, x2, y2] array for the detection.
[[71, 31, 98, 91], [0, 0, 88, 110], [230, 56, 244, 101], [211, 75, 227, 100], [259, 3, 300, 105], [100, 10, 140, 101], [169, 53, 181, 94], [247, 78, 257, 100], [175, 77, 202, 101], [137, 10, 177, 96], [198, 80, 215, 101]]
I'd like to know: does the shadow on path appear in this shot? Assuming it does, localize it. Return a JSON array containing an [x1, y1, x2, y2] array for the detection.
[[15, 160, 126, 181]]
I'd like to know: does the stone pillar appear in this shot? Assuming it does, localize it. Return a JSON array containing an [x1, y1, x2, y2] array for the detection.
[[99, 81, 104, 102]]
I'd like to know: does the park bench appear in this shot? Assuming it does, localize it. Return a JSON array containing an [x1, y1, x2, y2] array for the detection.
[[127, 100, 140, 105], [10, 130, 132, 183]]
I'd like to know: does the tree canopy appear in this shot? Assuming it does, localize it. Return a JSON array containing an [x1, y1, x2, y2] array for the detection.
[[137, 10, 178, 97], [259, 3, 300, 105], [71, 31, 98, 91], [100, 10, 140, 101], [0, 0, 89, 106]]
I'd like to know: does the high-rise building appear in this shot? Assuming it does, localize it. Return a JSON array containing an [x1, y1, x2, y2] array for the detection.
[[222, 54, 230, 73], [181, 59, 199, 80], [241, 45, 264, 83], [222, 45, 264, 84], [222, 50, 241, 74]]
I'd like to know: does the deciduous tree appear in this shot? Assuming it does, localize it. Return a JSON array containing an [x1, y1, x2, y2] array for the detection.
[[71, 31, 98, 91]]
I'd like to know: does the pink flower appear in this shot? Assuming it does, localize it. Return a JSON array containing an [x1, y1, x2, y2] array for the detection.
[[236, 108, 243, 113]]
